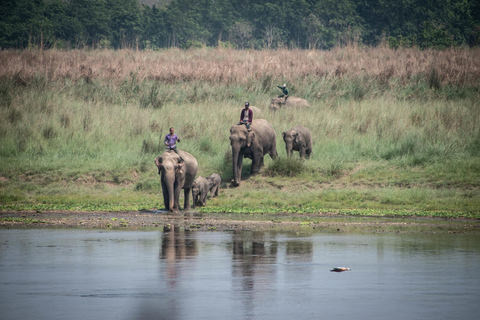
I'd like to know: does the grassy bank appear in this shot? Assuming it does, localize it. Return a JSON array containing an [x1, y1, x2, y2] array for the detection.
[[1, 48, 479, 219]]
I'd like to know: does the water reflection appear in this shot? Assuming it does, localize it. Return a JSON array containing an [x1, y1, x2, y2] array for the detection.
[[1, 228, 480, 320], [231, 231, 280, 319], [161, 225, 198, 288]]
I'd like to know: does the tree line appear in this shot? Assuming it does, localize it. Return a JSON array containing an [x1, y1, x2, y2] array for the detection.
[[1, 0, 479, 50]]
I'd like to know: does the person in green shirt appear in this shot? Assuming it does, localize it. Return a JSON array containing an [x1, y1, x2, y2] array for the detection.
[[276, 84, 289, 101]]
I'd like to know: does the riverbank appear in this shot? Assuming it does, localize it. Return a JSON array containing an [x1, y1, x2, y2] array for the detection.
[[1, 209, 479, 235]]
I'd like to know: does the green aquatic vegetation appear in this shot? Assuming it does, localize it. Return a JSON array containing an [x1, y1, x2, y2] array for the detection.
[[1, 217, 47, 224], [199, 206, 479, 219]]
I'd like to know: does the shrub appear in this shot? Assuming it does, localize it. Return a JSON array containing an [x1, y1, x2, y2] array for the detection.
[[264, 157, 307, 177]]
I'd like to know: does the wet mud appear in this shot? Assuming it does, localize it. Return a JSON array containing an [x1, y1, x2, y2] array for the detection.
[[1, 210, 479, 234]]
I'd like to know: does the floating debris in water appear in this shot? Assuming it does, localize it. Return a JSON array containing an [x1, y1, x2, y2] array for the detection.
[[331, 267, 351, 272]]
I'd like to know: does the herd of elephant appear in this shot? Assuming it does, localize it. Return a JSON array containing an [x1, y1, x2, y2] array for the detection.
[[154, 96, 312, 213]]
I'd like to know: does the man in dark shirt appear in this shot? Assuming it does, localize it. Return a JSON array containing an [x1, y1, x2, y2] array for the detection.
[[238, 102, 253, 131], [277, 84, 289, 101]]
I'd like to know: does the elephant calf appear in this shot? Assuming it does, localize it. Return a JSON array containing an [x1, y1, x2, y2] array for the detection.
[[282, 125, 313, 159], [192, 176, 211, 208], [206, 173, 221, 198]]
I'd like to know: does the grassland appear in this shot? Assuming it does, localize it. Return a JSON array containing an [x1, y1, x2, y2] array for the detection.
[[0, 47, 479, 219]]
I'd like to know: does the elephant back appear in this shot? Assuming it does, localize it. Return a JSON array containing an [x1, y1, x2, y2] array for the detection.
[[177, 150, 198, 188], [286, 97, 310, 108], [269, 96, 310, 110], [251, 118, 274, 132]]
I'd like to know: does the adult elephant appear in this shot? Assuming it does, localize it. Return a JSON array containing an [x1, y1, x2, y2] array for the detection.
[[154, 150, 198, 212], [229, 119, 278, 186], [282, 125, 313, 159], [269, 97, 310, 111]]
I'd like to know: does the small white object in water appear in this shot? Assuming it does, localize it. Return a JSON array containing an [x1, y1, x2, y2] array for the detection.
[[331, 267, 351, 272]]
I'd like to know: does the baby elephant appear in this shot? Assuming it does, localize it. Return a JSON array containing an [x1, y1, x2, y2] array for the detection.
[[282, 125, 313, 159], [192, 176, 211, 207], [206, 173, 221, 198]]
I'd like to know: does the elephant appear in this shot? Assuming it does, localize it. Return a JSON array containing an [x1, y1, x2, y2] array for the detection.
[[248, 106, 262, 118], [192, 176, 211, 207], [229, 118, 278, 186], [269, 96, 310, 111], [154, 150, 198, 212], [206, 173, 221, 198], [282, 125, 313, 159]]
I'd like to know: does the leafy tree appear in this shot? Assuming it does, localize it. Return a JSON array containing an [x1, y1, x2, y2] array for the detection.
[[312, 0, 363, 47], [108, 0, 141, 48], [229, 21, 254, 49], [163, 0, 211, 48], [302, 13, 326, 49], [67, 0, 111, 48], [140, 4, 167, 49]]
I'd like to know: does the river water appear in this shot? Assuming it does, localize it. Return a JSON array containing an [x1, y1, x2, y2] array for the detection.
[[1, 227, 479, 320]]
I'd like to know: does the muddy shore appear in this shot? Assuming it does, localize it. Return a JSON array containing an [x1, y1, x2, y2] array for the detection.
[[1, 210, 479, 234]]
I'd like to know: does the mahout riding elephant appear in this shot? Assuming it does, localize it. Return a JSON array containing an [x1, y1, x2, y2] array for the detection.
[[229, 119, 278, 186], [282, 125, 313, 159], [154, 150, 198, 212], [192, 176, 211, 207], [269, 97, 310, 111], [206, 173, 221, 198]]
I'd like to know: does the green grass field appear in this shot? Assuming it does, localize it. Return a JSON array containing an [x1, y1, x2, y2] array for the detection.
[[1, 48, 479, 218]]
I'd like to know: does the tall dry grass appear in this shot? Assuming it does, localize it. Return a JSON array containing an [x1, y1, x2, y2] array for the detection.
[[1, 47, 479, 87]]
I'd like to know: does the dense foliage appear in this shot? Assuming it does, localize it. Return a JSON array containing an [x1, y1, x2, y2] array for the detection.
[[1, 0, 479, 50]]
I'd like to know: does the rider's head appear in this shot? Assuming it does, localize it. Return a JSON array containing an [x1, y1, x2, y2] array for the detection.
[[245, 102, 250, 108]]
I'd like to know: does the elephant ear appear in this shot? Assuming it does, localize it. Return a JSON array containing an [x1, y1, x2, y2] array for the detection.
[[175, 158, 184, 173], [293, 132, 299, 143], [247, 131, 255, 147], [154, 156, 163, 175]]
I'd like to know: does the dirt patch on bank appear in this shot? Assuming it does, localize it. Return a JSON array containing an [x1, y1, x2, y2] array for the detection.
[[1, 210, 479, 234]]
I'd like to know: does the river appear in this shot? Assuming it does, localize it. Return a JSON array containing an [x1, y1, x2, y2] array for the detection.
[[1, 227, 479, 320]]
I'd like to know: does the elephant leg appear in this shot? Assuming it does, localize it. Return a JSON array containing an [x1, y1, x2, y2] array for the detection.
[[184, 188, 192, 210], [300, 148, 306, 159], [270, 147, 279, 160], [214, 186, 219, 197], [173, 182, 181, 211], [161, 179, 169, 210], [251, 155, 262, 175], [192, 191, 197, 208], [236, 154, 243, 182]]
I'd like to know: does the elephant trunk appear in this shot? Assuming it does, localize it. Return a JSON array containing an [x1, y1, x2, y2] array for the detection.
[[232, 147, 242, 186], [162, 172, 176, 212], [285, 142, 293, 157]]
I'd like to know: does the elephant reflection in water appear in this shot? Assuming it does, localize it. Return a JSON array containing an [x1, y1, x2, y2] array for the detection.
[[161, 225, 198, 287], [231, 231, 279, 311]]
